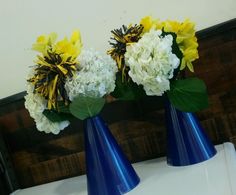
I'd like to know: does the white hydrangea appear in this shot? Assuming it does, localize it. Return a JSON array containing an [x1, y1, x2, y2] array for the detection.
[[65, 48, 118, 100], [125, 29, 180, 96], [24, 83, 70, 134]]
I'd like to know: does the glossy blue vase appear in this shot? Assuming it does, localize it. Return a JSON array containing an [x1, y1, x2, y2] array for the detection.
[[165, 101, 217, 166], [84, 115, 140, 195]]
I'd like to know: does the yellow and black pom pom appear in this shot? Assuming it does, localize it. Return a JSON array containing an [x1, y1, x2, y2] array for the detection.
[[28, 31, 82, 110], [108, 24, 143, 82], [28, 51, 77, 110]]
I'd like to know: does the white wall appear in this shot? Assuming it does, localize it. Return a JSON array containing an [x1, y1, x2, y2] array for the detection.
[[0, 0, 235, 99]]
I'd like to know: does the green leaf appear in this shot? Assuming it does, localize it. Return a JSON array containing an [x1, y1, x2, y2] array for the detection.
[[43, 110, 74, 122], [69, 96, 105, 120], [111, 73, 146, 101], [167, 78, 209, 112], [57, 101, 71, 113]]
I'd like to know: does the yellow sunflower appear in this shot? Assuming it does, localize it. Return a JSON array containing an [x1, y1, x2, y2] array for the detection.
[[140, 16, 199, 72]]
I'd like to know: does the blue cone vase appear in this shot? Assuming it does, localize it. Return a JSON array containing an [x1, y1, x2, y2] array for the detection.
[[165, 101, 217, 166], [84, 115, 140, 195]]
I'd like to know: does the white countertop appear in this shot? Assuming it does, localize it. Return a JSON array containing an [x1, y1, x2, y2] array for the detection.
[[11, 142, 236, 195]]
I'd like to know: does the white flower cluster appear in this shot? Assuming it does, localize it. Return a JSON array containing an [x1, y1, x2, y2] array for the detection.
[[125, 30, 180, 96], [65, 48, 117, 100], [24, 83, 70, 134], [25, 49, 117, 134]]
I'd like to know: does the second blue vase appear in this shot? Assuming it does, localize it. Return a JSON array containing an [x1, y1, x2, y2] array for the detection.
[[165, 101, 217, 166]]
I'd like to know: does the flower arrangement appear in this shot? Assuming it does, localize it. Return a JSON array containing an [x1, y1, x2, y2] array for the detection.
[[25, 30, 117, 134], [108, 16, 208, 112]]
